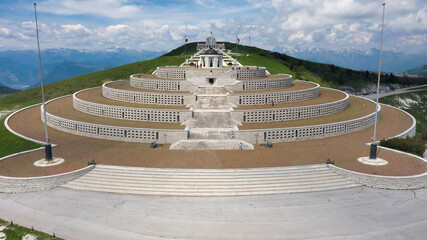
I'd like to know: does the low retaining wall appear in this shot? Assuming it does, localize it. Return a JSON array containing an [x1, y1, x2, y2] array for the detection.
[[236, 67, 266, 79], [103, 81, 195, 106], [74, 89, 192, 123], [130, 74, 197, 92], [236, 105, 379, 143], [229, 83, 320, 106], [328, 163, 427, 190], [44, 96, 188, 144], [226, 75, 292, 92], [232, 93, 349, 123], [0, 165, 94, 193]]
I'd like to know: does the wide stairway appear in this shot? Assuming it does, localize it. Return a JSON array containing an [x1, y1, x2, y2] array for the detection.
[[62, 164, 361, 196], [172, 86, 253, 150]]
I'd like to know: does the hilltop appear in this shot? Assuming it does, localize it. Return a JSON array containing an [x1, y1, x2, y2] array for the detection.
[[405, 64, 427, 76], [1, 41, 426, 110], [0, 85, 19, 95]]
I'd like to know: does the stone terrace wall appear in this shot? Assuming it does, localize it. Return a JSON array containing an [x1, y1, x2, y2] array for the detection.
[[73, 90, 192, 123], [232, 94, 349, 123], [229, 84, 320, 106], [43, 98, 188, 144], [130, 75, 197, 92], [329, 163, 427, 190], [236, 106, 379, 144], [236, 67, 266, 79], [226, 75, 292, 92], [156, 67, 187, 79], [102, 82, 195, 106], [0, 165, 94, 193]]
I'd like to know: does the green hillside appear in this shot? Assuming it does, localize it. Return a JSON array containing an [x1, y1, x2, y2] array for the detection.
[[0, 55, 184, 110], [0, 42, 426, 158], [405, 64, 427, 75], [0, 85, 19, 95]]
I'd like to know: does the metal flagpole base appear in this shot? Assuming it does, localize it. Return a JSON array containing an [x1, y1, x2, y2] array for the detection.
[[358, 143, 388, 166], [34, 157, 65, 167], [45, 144, 53, 160], [369, 143, 377, 159]]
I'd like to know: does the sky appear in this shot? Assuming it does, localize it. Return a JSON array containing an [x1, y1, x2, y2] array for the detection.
[[0, 0, 426, 53]]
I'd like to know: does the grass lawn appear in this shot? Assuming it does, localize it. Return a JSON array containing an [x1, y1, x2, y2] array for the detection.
[[0, 114, 41, 158], [0, 218, 62, 240], [0, 56, 184, 110], [238, 54, 295, 75], [0, 55, 184, 158]]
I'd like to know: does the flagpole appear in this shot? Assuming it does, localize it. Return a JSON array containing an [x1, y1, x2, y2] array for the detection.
[[236, 36, 238, 64], [369, 2, 386, 159], [34, 2, 52, 161], [185, 35, 187, 64]]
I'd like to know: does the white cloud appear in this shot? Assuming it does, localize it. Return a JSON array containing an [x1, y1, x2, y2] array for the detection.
[[38, 0, 141, 19], [0, 0, 426, 53]]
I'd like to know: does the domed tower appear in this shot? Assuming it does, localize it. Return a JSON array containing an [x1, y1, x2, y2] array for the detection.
[[199, 48, 223, 68]]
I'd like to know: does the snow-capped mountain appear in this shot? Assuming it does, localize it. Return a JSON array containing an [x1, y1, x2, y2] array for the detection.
[[0, 47, 164, 89]]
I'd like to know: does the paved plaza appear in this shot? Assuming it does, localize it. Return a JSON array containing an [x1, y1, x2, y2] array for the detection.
[[0, 187, 427, 239]]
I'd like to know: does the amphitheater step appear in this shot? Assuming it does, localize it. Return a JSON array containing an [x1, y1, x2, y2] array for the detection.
[[189, 111, 236, 128], [188, 128, 233, 139], [169, 139, 254, 150], [62, 164, 362, 196]]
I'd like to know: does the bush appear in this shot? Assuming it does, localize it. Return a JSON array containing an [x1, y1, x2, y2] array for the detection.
[[380, 136, 426, 156]]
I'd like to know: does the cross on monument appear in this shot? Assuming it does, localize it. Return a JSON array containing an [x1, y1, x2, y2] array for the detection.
[[163, 132, 167, 142], [255, 132, 259, 144]]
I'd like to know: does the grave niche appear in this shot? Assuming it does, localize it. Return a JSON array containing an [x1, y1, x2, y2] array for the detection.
[[208, 78, 215, 85]]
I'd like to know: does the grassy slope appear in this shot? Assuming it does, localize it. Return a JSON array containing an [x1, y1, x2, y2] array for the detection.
[[238, 54, 295, 75], [1, 42, 426, 157], [380, 89, 427, 127], [0, 55, 184, 158], [0, 55, 184, 110]]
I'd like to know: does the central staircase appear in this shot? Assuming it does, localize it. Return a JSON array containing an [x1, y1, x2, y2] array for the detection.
[[62, 164, 361, 196], [173, 85, 251, 150]]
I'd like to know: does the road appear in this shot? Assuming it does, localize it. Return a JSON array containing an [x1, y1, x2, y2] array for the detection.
[[0, 186, 427, 239], [360, 84, 427, 100]]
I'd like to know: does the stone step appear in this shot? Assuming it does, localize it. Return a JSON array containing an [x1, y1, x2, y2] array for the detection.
[[170, 139, 254, 150], [188, 128, 232, 139], [71, 174, 344, 187], [61, 164, 361, 196], [65, 178, 349, 191], [197, 87, 229, 95], [63, 181, 360, 196], [93, 164, 331, 176], [96, 163, 328, 173]]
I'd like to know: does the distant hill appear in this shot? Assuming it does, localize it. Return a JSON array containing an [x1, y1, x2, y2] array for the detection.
[[1, 42, 426, 109], [405, 64, 427, 75], [0, 85, 19, 95], [0, 47, 164, 90], [278, 47, 427, 74]]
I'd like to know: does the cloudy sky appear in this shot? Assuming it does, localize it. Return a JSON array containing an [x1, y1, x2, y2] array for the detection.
[[0, 0, 425, 53]]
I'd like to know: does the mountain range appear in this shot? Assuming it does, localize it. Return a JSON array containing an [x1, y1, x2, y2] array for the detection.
[[0, 47, 164, 90], [277, 47, 427, 74]]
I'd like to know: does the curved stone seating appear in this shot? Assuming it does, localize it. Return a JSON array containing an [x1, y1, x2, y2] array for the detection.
[[102, 81, 195, 106], [231, 90, 349, 123], [229, 81, 320, 105], [74, 88, 192, 123], [62, 164, 361, 196]]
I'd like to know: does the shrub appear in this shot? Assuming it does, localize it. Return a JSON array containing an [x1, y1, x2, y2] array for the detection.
[[380, 136, 426, 156]]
